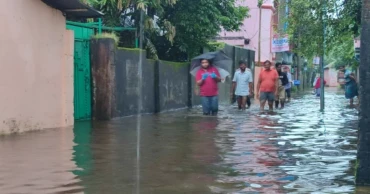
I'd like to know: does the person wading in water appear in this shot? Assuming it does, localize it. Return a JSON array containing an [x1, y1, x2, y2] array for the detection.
[[196, 59, 221, 115], [257, 60, 279, 111], [275, 62, 289, 109], [231, 61, 254, 110]]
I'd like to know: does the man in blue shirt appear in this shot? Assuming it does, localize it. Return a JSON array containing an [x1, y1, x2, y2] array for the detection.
[[231, 61, 254, 110], [283, 63, 293, 102]]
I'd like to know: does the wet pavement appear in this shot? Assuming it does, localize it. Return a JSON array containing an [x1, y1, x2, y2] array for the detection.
[[0, 89, 369, 194]]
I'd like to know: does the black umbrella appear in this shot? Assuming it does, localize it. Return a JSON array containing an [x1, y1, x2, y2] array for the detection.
[[190, 50, 232, 79]]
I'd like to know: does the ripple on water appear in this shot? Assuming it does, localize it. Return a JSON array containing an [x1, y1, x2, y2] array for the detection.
[[0, 89, 365, 194]]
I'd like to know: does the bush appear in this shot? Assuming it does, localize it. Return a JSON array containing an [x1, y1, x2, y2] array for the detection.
[[92, 32, 119, 46]]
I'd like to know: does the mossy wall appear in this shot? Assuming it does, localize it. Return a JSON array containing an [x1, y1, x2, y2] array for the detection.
[[91, 38, 194, 119]]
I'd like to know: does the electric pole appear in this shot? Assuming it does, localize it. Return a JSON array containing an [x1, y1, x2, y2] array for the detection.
[[258, 0, 263, 66], [320, 0, 326, 111]]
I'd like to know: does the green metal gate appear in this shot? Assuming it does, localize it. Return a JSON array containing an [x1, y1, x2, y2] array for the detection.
[[67, 24, 94, 120]]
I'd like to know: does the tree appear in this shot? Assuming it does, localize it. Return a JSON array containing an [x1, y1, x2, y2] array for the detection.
[[325, 35, 358, 70], [286, 0, 360, 60], [356, 0, 370, 186], [157, 0, 249, 60], [86, 0, 248, 61]]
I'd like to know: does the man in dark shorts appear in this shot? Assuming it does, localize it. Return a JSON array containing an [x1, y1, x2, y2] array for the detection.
[[256, 60, 279, 111], [231, 61, 254, 110], [275, 62, 289, 109]]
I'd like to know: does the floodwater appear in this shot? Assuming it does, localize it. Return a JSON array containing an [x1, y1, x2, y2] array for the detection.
[[0, 89, 369, 194]]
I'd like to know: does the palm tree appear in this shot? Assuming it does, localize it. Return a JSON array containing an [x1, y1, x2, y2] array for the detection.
[[85, 0, 176, 59]]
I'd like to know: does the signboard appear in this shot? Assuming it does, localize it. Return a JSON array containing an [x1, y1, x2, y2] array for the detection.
[[313, 57, 320, 65], [272, 35, 289, 53]]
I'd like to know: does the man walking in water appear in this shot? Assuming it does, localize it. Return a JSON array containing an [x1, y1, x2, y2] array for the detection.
[[257, 60, 279, 111], [231, 61, 254, 110], [275, 62, 289, 109], [196, 59, 221, 115]]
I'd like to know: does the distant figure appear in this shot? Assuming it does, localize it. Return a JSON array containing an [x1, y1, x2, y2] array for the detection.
[[314, 75, 326, 97], [257, 60, 279, 111], [344, 69, 358, 106], [196, 59, 221, 115], [231, 61, 254, 110], [275, 63, 289, 109], [283, 65, 293, 102]]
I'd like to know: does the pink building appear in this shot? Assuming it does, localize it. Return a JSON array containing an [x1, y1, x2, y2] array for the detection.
[[217, 0, 275, 65], [0, 0, 101, 134], [324, 66, 339, 87]]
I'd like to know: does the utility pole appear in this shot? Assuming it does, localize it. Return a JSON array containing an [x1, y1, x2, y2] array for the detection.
[[258, 0, 263, 66], [320, 0, 326, 111]]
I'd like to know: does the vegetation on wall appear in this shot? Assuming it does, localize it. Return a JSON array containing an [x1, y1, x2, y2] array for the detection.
[[85, 0, 249, 61]]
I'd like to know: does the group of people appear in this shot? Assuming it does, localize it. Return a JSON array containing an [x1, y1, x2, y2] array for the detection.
[[195, 59, 293, 115], [312, 65, 358, 106], [195, 57, 359, 115], [255, 60, 293, 111]]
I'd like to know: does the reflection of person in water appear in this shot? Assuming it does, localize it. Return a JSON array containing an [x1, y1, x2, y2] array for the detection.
[[245, 117, 285, 193], [189, 118, 219, 191]]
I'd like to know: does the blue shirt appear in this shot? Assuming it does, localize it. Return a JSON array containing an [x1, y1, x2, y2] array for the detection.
[[232, 69, 253, 96], [284, 72, 292, 89]]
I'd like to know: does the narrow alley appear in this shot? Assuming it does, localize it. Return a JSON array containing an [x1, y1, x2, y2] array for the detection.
[[0, 89, 363, 194]]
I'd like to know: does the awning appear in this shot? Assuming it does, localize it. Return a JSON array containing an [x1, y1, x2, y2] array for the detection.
[[42, 0, 103, 18]]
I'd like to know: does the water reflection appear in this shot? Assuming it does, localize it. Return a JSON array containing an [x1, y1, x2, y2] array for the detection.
[[0, 127, 82, 194], [0, 89, 369, 194]]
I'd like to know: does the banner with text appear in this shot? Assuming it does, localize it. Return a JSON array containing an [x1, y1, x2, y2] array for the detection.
[[272, 36, 290, 53]]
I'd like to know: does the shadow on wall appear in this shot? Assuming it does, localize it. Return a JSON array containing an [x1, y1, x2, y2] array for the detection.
[[91, 38, 192, 120]]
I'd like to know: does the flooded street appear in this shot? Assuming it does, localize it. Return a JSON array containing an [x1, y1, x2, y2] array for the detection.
[[0, 89, 368, 194]]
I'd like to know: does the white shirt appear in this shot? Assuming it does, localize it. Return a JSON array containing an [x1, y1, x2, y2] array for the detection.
[[232, 69, 253, 96]]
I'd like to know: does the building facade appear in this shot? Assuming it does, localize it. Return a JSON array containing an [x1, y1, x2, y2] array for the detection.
[[0, 0, 100, 134], [217, 0, 275, 65]]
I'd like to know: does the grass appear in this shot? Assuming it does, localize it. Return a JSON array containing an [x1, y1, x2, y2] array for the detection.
[[117, 47, 145, 52], [160, 60, 188, 70], [92, 32, 119, 45]]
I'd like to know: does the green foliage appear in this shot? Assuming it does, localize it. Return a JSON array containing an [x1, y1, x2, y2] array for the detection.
[[161, 0, 249, 59], [287, 0, 361, 61], [207, 42, 226, 52], [85, 0, 178, 58], [86, 0, 248, 61], [326, 35, 359, 70]]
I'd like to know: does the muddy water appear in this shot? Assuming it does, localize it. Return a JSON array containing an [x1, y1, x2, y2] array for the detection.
[[0, 89, 368, 194]]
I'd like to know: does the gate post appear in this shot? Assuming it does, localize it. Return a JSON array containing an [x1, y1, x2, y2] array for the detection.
[[90, 38, 116, 120]]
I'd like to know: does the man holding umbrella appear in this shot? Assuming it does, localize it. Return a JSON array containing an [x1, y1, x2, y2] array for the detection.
[[191, 50, 231, 116], [195, 59, 221, 115]]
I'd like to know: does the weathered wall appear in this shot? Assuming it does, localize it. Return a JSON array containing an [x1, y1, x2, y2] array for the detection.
[[91, 40, 190, 119], [114, 48, 156, 117], [91, 39, 116, 120], [158, 61, 189, 111], [0, 0, 74, 134]]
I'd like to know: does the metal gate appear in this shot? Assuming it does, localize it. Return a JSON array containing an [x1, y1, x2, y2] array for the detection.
[[67, 24, 94, 120]]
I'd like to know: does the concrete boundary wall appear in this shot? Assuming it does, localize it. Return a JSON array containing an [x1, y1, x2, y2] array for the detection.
[[91, 39, 192, 120], [91, 40, 256, 120]]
